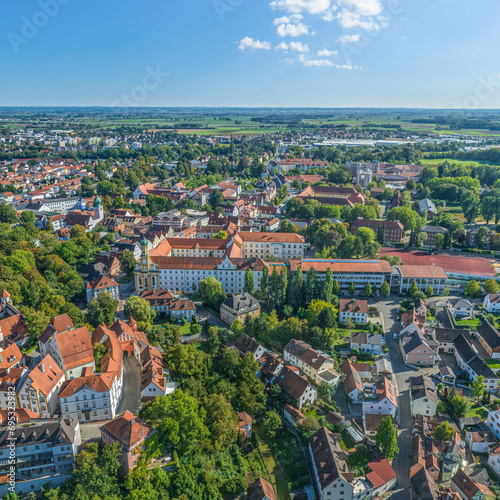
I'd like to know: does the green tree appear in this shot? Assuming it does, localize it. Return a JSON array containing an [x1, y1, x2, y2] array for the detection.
[[475, 226, 490, 249], [203, 393, 238, 449], [375, 416, 399, 460], [450, 394, 471, 417], [470, 375, 486, 402], [71, 441, 122, 499], [426, 285, 433, 297], [380, 280, 390, 298], [484, 279, 500, 294], [86, 291, 118, 327], [348, 282, 356, 296], [304, 268, 319, 305], [363, 282, 372, 297], [0, 203, 17, 223], [124, 295, 156, 330], [209, 189, 224, 206], [120, 250, 137, 275], [198, 276, 226, 310], [263, 410, 282, 438], [464, 280, 482, 298], [141, 390, 209, 455], [409, 281, 419, 297], [244, 269, 254, 294], [432, 421, 455, 441], [332, 279, 341, 297], [461, 195, 480, 223], [322, 267, 334, 303], [434, 233, 444, 250]]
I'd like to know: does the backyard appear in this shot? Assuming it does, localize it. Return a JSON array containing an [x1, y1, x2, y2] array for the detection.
[[242, 424, 309, 500]]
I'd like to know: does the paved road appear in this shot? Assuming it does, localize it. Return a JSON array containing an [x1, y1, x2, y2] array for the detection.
[[116, 355, 141, 415], [371, 298, 413, 499]]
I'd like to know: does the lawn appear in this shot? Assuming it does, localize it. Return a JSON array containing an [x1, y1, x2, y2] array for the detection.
[[465, 404, 488, 420], [247, 424, 309, 500], [485, 359, 500, 370], [346, 446, 373, 476], [454, 318, 481, 329]]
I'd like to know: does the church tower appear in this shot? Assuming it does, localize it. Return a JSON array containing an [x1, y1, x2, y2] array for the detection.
[[93, 195, 104, 220], [135, 239, 158, 292]]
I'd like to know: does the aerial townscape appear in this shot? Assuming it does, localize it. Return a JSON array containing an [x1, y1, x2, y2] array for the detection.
[[3, 1, 500, 500]]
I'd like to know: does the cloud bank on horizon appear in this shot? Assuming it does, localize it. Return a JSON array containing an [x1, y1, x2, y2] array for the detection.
[[239, 0, 396, 69]]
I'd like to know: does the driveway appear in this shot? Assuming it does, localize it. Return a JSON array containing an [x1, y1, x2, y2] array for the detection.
[[371, 298, 413, 498], [116, 355, 142, 415]]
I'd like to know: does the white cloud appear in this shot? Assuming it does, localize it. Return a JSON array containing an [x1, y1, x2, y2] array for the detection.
[[337, 34, 360, 43], [276, 41, 310, 52], [270, 0, 331, 14], [273, 14, 303, 25], [304, 58, 334, 66], [317, 48, 338, 56], [336, 60, 362, 69], [276, 23, 311, 37], [238, 37, 272, 50]]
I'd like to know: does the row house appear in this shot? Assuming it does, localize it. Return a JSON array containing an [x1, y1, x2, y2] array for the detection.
[[0, 418, 81, 497], [17, 355, 65, 415], [39, 322, 95, 380], [283, 339, 340, 386], [454, 334, 498, 393]]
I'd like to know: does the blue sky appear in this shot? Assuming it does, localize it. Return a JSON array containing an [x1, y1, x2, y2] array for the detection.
[[1, 0, 500, 108]]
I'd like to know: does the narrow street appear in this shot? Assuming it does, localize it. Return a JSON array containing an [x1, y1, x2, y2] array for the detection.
[[116, 355, 141, 415], [371, 298, 413, 499]]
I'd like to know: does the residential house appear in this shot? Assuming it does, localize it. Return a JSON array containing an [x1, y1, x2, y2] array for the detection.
[[451, 469, 495, 500], [477, 321, 500, 358], [341, 359, 364, 401], [220, 294, 261, 326], [38, 325, 95, 380], [465, 431, 496, 454], [0, 418, 81, 497], [237, 411, 252, 440], [366, 459, 397, 497], [410, 466, 440, 500], [419, 198, 437, 218], [447, 299, 474, 318], [284, 339, 340, 386], [141, 344, 175, 402], [350, 332, 383, 355], [410, 375, 438, 417], [361, 377, 398, 418], [363, 413, 394, 437], [275, 366, 317, 409], [0, 289, 29, 344], [454, 334, 498, 393], [85, 274, 120, 303], [339, 299, 368, 325], [487, 443, 500, 478], [100, 411, 157, 475], [245, 477, 277, 500], [309, 427, 356, 500], [234, 333, 267, 362], [17, 355, 65, 415], [400, 331, 439, 367], [486, 408, 500, 440], [484, 293, 500, 314], [283, 404, 305, 428]]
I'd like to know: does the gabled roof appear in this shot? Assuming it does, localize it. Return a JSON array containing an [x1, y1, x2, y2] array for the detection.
[[54, 326, 94, 371], [100, 411, 156, 449], [245, 477, 277, 500], [477, 320, 500, 350], [276, 366, 313, 400], [340, 359, 363, 394], [284, 339, 330, 371], [310, 427, 354, 489], [39, 313, 75, 344], [26, 354, 64, 397], [366, 459, 397, 490]]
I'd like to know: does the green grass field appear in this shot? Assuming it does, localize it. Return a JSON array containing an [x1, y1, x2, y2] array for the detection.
[[422, 157, 500, 167], [485, 359, 500, 370]]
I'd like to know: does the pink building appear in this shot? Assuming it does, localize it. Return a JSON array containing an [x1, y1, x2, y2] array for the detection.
[[100, 411, 157, 475]]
